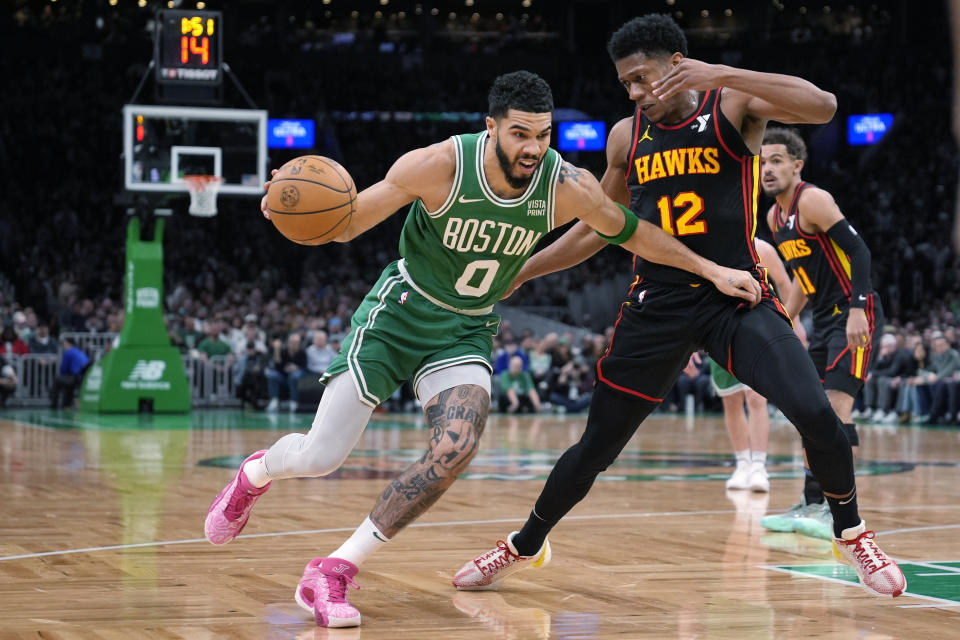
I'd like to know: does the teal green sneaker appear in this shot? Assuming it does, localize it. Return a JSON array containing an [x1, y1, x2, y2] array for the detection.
[[793, 502, 833, 540], [760, 498, 825, 532]]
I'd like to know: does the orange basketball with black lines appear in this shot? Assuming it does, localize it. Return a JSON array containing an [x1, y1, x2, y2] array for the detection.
[[266, 155, 356, 245]]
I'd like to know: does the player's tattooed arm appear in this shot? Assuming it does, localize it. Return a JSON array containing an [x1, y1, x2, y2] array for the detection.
[[371, 385, 488, 537], [558, 162, 586, 184]]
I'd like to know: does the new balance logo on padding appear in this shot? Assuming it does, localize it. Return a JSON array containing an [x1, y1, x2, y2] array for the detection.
[[129, 360, 166, 381]]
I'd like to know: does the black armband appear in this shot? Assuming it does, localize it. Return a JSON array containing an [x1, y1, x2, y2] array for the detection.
[[595, 203, 639, 245], [825, 219, 872, 308]]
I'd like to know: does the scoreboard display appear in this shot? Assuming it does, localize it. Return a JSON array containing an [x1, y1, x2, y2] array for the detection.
[[155, 10, 223, 86]]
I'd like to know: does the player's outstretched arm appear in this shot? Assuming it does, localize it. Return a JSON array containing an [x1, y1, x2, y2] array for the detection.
[[651, 57, 836, 125], [502, 221, 607, 299], [503, 119, 635, 299], [555, 164, 762, 305], [334, 141, 456, 242]]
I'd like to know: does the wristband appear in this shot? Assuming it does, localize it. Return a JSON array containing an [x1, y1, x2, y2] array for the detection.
[[595, 203, 639, 245]]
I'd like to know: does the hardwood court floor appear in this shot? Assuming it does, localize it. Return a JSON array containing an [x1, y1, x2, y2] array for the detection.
[[0, 407, 958, 639]]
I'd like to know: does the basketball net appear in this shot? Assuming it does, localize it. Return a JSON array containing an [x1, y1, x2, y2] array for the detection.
[[184, 175, 224, 217]]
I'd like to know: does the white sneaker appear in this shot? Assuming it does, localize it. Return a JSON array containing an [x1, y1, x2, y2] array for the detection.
[[748, 462, 770, 493], [452, 532, 551, 591], [265, 398, 279, 413], [833, 521, 906, 597], [870, 408, 886, 422], [288, 400, 298, 412], [851, 408, 863, 419], [881, 410, 899, 424], [725, 460, 752, 490]]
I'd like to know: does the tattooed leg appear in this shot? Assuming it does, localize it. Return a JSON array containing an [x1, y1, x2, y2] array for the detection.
[[371, 384, 489, 538]]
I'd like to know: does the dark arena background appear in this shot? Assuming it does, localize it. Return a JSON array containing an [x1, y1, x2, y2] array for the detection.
[[1, 1, 959, 637]]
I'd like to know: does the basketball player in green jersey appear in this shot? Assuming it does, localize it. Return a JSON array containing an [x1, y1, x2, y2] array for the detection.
[[204, 71, 762, 628]]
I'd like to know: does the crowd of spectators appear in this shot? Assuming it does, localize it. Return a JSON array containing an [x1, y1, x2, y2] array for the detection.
[[0, 2, 957, 417]]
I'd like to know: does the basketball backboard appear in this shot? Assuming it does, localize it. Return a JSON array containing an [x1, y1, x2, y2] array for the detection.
[[123, 104, 267, 195]]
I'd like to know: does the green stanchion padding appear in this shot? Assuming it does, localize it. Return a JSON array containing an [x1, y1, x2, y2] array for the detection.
[[80, 217, 191, 413]]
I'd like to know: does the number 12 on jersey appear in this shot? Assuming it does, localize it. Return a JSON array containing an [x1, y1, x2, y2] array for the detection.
[[657, 192, 707, 236]]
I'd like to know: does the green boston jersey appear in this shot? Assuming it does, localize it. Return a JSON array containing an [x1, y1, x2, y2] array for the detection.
[[397, 131, 563, 314]]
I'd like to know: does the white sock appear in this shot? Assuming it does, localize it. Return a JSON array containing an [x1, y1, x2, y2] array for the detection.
[[734, 449, 751, 465], [243, 457, 272, 488], [750, 451, 767, 466], [329, 516, 389, 567]]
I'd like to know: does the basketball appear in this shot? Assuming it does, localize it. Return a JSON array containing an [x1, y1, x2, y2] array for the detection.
[[266, 155, 356, 245]]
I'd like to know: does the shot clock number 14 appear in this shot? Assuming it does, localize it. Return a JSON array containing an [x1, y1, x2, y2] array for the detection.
[[155, 10, 223, 86]]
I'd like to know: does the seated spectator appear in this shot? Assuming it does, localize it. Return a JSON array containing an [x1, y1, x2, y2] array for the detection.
[[230, 314, 266, 354], [923, 332, 960, 424], [861, 333, 915, 423], [498, 354, 542, 414], [306, 330, 336, 376], [266, 333, 307, 412], [12, 311, 33, 343], [233, 340, 271, 409], [176, 316, 205, 352], [897, 341, 932, 423], [27, 323, 59, 356], [196, 320, 232, 359], [494, 338, 528, 375], [0, 355, 17, 407], [673, 351, 714, 413], [51, 337, 90, 410], [0, 326, 29, 356], [547, 356, 593, 414], [528, 333, 555, 395]]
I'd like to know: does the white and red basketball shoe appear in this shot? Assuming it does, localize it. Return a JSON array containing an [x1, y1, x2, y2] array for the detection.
[[833, 521, 907, 597], [452, 532, 551, 591]]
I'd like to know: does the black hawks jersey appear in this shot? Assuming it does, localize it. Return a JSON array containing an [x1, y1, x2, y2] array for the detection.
[[626, 88, 761, 285], [770, 181, 859, 325]]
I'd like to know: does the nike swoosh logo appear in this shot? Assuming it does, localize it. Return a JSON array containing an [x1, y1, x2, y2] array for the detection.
[[858, 295, 867, 301], [458, 195, 484, 204], [373, 531, 389, 542], [838, 490, 857, 505], [486, 320, 498, 327]]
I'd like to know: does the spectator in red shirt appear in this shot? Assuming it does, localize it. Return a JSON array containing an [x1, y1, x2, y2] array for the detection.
[[0, 326, 29, 356]]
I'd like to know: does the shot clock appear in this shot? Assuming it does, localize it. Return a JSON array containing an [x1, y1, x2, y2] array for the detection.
[[155, 10, 223, 86]]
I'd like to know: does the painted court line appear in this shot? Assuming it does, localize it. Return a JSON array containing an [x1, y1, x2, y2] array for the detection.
[[762, 565, 960, 607], [2, 510, 955, 564], [0, 509, 738, 562], [761, 523, 960, 607]]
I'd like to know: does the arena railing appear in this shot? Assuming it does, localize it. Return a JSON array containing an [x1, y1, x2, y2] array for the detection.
[[2, 352, 241, 408], [8, 353, 58, 406], [60, 332, 118, 360]]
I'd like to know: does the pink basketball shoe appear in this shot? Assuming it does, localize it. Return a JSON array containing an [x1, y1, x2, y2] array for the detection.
[[204, 450, 271, 545], [452, 532, 551, 591], [295, 557, 361, 627], [833, 521, 906, 597]]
